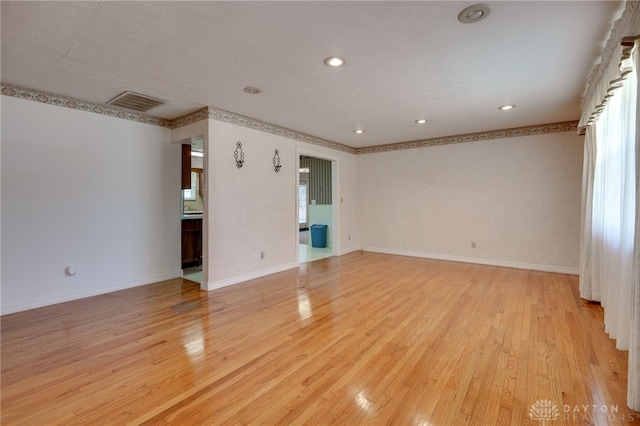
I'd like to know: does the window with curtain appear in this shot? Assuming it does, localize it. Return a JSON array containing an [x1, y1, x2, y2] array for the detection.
[[579, 25, 640, 411], [590, 49, 636, 349]]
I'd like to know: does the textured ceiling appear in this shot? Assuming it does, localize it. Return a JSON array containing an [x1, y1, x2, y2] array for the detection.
[[0, 1, 624, 148]]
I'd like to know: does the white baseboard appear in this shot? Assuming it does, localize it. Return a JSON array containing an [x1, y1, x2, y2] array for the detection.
[[339, 246, 363, 256], [203, 262, 299, 291], [1, 271, 182, 315], [362, 247, 579, 275]]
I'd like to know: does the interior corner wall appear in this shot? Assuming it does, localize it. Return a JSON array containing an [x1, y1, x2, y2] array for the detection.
[[357, 131, 584, 273], [1, 96, 181, 314], [204, 120, 359, 290]]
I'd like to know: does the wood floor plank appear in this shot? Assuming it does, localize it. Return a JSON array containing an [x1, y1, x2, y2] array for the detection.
[[2, 252, 638, 425]]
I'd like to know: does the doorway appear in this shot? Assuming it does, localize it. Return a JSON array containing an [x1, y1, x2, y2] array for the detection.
[[298, 155, 335, 263], [299, 178, 308, 230], [182, 138, 204, 283]]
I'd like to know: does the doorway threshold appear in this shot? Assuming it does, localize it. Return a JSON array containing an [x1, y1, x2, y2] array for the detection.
[[299, 244, 332, 263]]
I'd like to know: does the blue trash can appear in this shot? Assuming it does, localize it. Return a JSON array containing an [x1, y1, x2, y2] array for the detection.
[[310, 224, 327, 248]]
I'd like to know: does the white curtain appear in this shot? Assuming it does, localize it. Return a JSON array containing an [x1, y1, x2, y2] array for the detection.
[[590, 54, 636, 350], [579, 124, 596, 300], [630, 39, 640, 413], [580, 44, 640, 412], [578, 1, 640, 411]]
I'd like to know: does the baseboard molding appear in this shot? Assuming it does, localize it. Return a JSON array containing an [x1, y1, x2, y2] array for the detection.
[[1, 271, 182, 316], [340, 246, 363, 256], [362, 247, 579, 275], [203, 262, 299, 291]]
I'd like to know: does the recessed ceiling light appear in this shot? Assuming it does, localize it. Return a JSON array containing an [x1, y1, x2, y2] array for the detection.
[[243, 86, 262, 94], [354, 129, 364, 134], [415, 119, 427, 124], [458, 4, 491, 23], [324, 56, 346, 67], [498, 105, 516, 111]]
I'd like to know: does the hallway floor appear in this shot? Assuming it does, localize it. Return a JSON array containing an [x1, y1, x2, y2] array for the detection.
[[298, 244, 332, 263], [182, 266, 202, 284], [299, 228, 332, 263]]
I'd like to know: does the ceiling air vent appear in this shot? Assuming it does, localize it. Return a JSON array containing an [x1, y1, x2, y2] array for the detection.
[[106, 91, 165, 113]]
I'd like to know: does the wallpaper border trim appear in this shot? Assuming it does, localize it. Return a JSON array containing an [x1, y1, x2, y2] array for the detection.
[[2, 83, 578, 155], [207, 108, 356, 154], [1, 83, 173, 128], [355, 121, 579, 154]]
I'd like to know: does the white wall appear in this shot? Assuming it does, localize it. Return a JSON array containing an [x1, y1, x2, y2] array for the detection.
[[2, 94, 581, 313], [357, 131, 584, 273], [204, 120, 359, 290], [1, 97, 181, 314]]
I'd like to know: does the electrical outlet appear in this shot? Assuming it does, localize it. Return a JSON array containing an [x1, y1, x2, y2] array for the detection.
[[471, 242, 476, 249]]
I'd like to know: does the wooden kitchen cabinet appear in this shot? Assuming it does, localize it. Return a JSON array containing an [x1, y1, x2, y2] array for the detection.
[[181, 218, 202, 268]]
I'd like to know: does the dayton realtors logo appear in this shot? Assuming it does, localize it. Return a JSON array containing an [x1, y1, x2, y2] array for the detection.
[[528, 400, 560, 425], [529, 400, 638, 423], [564, 404, 637, 423]]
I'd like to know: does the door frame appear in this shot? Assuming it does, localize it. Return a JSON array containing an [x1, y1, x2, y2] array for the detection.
[[299, 178, 309, 230], [295, 148, 340, 264]]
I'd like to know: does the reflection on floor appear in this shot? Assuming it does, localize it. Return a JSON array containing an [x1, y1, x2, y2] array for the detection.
[[183, 266, 202, 284], [299, 244, 333, 263]]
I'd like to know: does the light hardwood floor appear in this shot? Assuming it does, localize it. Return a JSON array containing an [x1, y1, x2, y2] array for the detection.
[[2, 252, 638, 425]]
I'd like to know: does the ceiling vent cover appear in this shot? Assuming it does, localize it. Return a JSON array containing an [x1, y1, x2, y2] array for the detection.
[[106, 91, 165, 112]]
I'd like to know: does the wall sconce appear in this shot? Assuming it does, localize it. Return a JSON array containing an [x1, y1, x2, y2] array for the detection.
[[234, 142, 244, 168], [273, 149, 282, 173]]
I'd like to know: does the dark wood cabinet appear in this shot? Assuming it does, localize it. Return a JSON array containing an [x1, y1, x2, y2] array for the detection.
[[181, 144, 192, 190], [181, 218, 202, 268]]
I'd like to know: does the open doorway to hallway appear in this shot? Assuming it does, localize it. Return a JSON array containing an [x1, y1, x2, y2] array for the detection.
[[182, 137, 204, 283], [298, 155, 334, 263]]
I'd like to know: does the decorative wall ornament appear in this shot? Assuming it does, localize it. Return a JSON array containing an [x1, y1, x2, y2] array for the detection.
[[234, 142, 245, 168], [273, 149, 282, 173]]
